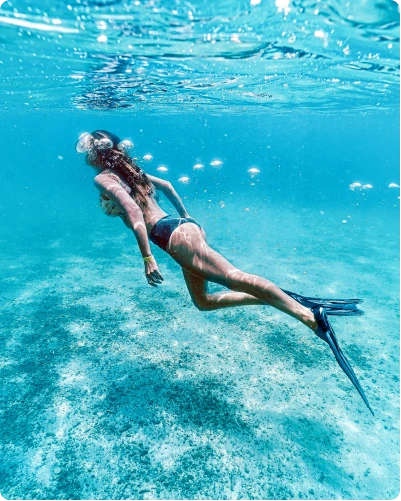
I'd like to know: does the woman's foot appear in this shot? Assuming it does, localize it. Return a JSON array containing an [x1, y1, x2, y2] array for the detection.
[[311, 306, 327, 337], [301, 306, 318, 331]]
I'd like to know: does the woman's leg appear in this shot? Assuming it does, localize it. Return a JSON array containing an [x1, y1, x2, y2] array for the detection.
[[168, 224, 317, 330], [182, 268, 265, 311]]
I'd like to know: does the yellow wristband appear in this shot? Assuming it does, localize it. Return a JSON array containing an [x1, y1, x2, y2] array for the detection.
[[143, 255, 153, 263]]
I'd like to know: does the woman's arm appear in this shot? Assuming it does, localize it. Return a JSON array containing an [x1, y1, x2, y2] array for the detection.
[[147, 174, 189, 218], [94, 173, 163, 286]]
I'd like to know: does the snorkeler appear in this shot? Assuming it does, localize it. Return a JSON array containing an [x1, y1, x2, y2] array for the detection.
[[76, 130, 373, 415]]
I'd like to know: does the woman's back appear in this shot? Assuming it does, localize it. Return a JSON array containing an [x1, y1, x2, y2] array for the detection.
[[99, 169, 168, 231]]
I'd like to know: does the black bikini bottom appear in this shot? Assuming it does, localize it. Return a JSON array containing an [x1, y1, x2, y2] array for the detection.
[[149, 215, 201, 251]]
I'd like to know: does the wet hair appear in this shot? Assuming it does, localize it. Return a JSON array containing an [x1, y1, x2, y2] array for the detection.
[[88, 129, 154, 208]]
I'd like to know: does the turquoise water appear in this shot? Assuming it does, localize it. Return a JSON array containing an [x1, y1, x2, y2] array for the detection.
[[0, 1, 400, 500]]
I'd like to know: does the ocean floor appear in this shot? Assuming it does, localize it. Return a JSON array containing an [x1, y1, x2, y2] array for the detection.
[[0, 198, 399, 500]]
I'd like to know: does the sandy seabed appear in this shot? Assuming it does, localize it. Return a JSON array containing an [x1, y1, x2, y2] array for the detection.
[[0, 199, 399, 500]]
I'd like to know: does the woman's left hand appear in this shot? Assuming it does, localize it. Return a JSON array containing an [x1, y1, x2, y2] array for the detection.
[[145, 258, 164, 286]]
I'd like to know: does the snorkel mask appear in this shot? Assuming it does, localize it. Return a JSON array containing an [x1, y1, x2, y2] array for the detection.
[[75, 131, 134, 155]]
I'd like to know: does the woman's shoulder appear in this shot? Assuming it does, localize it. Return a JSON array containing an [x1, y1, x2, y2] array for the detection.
[[95, 170, 125, 185], [94, 169, 118, 184], [97, 169, 120, 181], [95, 170, 131, 193]]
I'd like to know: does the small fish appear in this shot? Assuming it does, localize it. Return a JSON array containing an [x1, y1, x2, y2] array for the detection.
[[362, 184, 373, 189], [388, 183, 400, 188], [178, 176, 190, 184], [210, 160, 223, 167], [193, 164, 204, 170], [143, 154, 153, 161], [349, 182, 362, 191], [157, 166, 168, 172]]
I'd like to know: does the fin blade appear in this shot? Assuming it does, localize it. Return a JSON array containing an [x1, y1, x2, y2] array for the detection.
[[319, 312, 374, 415], [282, 289, 364, 316], [305, 297, 363, 305]]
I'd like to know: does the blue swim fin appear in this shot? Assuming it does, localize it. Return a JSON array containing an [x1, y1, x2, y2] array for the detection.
[[312, 306, 374, 415], [282, 289, 364, 316]]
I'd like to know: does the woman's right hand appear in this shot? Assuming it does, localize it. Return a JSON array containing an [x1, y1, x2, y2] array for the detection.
[[145, 258, 164, 286]]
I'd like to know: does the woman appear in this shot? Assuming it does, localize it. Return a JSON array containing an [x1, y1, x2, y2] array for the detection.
[[76, 129, 373, 414]]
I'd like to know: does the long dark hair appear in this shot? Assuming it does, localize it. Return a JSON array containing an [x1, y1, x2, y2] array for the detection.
[[88, 130, 154, 208]]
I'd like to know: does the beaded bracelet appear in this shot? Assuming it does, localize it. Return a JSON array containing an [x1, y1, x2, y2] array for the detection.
[[143, 255, 154, 263]]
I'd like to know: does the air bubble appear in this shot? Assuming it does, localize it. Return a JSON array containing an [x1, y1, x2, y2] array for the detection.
[[248, 167, 260, 178], [118, 140, 134, 152]]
